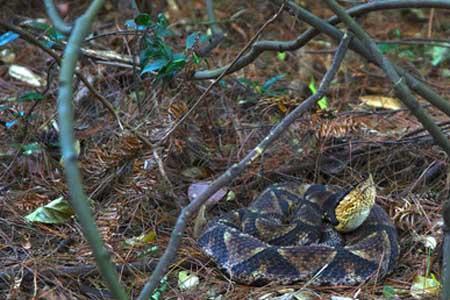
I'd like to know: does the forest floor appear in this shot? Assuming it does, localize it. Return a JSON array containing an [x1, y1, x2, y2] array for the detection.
[[0, 1, 449, 299]]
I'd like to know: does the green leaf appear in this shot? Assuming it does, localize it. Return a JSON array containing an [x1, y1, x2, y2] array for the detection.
[[23, 20, 51, 31], [172, 52, 186, 63], [25, 197, 74, 224], [124, 230, 157, 247], [308, 77, 329, 110], [308, 77, 317, 94], [410, 274, 441, 299], [22, 142, 42, 155], [383, 285, 397, 300], [0, 31, 19, 47], [277, 51, 286, 61], [317, 97, 329, 110], [157, 13, 169, 28], [135, 13, 152, 26], [429, 46, 449, 66], [141, 58, 168, 75], [186, 32, 199, 49], [17, 91, 44, 102], [151, 276, 169, 300]]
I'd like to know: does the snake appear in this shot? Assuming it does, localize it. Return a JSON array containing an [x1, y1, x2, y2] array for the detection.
[[198, 175, 399, 285]]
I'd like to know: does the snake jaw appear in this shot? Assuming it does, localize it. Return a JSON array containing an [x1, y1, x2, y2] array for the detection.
[[334, 175, 376, 232]]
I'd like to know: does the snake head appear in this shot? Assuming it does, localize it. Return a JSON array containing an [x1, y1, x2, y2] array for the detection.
[[333, 175, 376, 232]]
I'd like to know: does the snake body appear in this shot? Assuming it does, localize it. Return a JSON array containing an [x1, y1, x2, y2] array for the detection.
[[198, 180, 399, 285]]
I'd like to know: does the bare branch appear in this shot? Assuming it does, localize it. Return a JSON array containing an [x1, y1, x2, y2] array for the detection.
[[156, 3, 286, 146], [324, 0, 450, 156], [54, 0, 129, 299], [193, 1, 450, 119], [0, 22, 156, 150], [273, 0, 450, 117], [136, 32, 352, 300], [193, 0, 450, 80], [43, 0, 72, 33]]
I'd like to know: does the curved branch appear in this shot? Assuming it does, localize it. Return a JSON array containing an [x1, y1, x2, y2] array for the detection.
[[193, 0, 450, 118], [193, 0, 450, 80], [43, 0, 72, 34], [277, 0, 450, 118], [136, 32, 352, 300], [323, 0, 450, 151], [55, 0, 129, 299]]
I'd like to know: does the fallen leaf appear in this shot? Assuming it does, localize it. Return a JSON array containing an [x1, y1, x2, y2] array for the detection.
[[178, 271, 199, 290], [8, 64, 46, 87], [25, 197, 74, 224], [188, 181, 228, 205], [410, 274, 441, 299], [360, 95, 402, 110], [124, 230, 157, 247]]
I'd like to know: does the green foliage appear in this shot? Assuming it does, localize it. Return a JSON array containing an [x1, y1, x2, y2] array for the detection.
[[276, 51, 286, 61], [427, 46, 449, 66], [25, 197, 74, 224], [382, 285, 398, 299], [21, 142, 42, 156], [308, 77, 329, 110], [126, 13, 206, 79], [17, 91, 44, 102]]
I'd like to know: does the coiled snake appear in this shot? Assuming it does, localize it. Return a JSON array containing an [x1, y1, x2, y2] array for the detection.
[[198, 176, 399, 285]]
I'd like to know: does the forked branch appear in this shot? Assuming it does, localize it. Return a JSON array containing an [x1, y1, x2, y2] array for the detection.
[[137, 32, 352, 300]]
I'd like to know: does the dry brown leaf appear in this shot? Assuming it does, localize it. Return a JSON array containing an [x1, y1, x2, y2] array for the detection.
[[360, 95, 402, 110]]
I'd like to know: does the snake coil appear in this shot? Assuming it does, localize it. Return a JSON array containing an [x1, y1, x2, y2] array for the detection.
[[198, 180, 399, 285]]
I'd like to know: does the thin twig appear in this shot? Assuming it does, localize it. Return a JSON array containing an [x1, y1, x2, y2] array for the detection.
[[0, 259, 164, 286], [43, 0, 72, 33], [54, 0, 128, 299], [0, 22, 155, 150], [136, 31, 352, 300], [324, 0, 450, 157], [272, 0, 450, 118], [155, 2, 286, 146], [443, 194, 450, 300], [193, 0, 450, 119], [193, 0, 450, 79]]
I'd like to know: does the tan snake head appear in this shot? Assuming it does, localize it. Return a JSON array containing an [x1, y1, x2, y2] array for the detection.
[[332, 175, 376, 233]]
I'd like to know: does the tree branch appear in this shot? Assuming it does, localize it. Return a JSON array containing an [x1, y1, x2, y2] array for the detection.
[[323, 0, 450, 156], [274, 0, 450, 117], [193, 1, 450, 119], [193, 0, 450, 79], [55, 0, 129, 299], [136, 32, 352, 300], [0, 22, 156, 150], [43, 0, 72, 34], [156, 3, 286, 146]]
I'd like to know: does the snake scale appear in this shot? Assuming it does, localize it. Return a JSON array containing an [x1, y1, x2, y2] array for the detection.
[[198, 177, 399, 285]]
